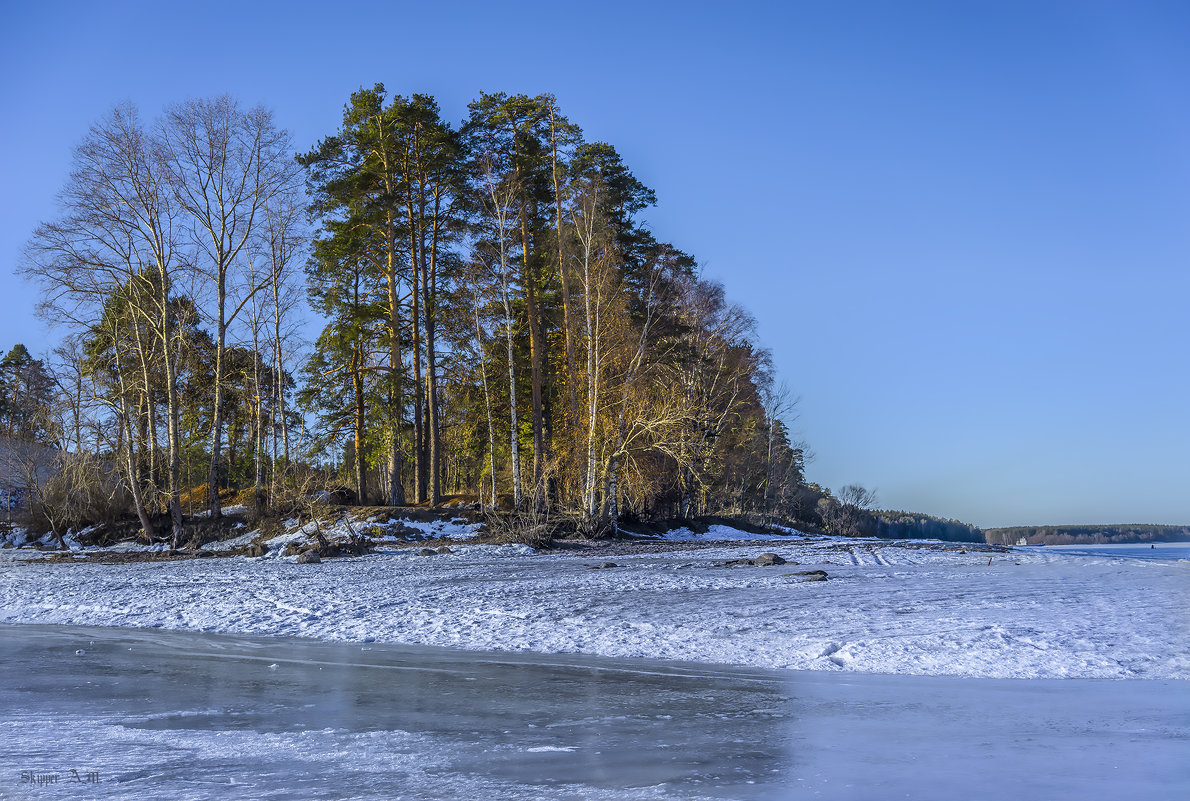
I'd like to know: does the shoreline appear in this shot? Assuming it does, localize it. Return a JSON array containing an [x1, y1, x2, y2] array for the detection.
[[2, 527, 1009, 564]]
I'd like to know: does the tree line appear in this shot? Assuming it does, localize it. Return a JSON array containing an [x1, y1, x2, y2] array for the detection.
[[16, 87, 830, 542], [984, 525, 1190, 546]]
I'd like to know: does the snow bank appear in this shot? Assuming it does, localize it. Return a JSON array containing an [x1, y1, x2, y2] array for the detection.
[[655, 523, 803, 541], [274, 512, 483, 547], [0, 538, 1185, 680]]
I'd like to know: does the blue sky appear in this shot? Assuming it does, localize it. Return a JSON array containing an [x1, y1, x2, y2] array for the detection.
[[1, 0, 1186, 527]]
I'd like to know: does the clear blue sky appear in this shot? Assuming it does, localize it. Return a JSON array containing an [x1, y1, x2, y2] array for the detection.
[[2, 0, 1187, 527]]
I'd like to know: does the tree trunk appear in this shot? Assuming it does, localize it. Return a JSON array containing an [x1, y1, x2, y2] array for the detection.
[[500, 250, 522, 509], [251, 310, 266, 516], [385, 213, 406, 506], [113, 338, 156, 542], [474, 296, 498, 510], [604, 450, 620, 532], [272, 278, 289, 467], [207, 281, 226, 519], [549, 103, 580, 454], [519, 207, 546, 507], [577, 204, 600, 520], [408, 213, 426, 505], [424, 190, 442, 506], [162, 313, 183, 544], [131, 317, 157, 508], [352, 340, 367, 506]]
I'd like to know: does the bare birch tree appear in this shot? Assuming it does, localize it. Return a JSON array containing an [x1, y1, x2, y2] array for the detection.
[[478, 157, 523, 508], [464, 259, 499, 508], [161, 96, 298, 518], [255, 187, 305, 505], [570, 181, 616, 521], [22, 102, 187, 541]]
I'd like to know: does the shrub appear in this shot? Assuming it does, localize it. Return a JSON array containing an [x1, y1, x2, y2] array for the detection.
[[485, 507, 557, 548]]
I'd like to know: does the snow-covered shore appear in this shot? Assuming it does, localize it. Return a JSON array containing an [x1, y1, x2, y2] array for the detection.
[[1, 532, 1186, 680]]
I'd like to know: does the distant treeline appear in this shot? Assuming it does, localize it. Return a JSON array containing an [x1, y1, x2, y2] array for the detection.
[[984, 525, 1190, 546], [873, 511, 983, 543]]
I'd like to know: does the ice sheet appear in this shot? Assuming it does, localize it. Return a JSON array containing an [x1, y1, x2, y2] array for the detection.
[[2, 625, 1185, 801]]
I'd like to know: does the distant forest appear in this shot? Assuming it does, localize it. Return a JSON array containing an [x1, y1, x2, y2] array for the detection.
[[874, 512, 982, 543], [7, 88, 875, 544], [984, 525, 1190, 546]]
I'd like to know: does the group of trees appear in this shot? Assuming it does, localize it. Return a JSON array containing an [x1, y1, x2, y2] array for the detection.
[[874, 511, 982, 543], [0, 342, 118, 545], [22, 98, 304, 545], [296, 86, 809, 531], [810, 484, 982, 542], [17, 86, 823, 538]]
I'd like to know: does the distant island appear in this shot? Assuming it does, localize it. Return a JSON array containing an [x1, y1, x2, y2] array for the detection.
[[984, 525, 1190, 546]]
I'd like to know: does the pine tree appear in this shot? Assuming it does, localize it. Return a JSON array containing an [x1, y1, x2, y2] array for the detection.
[[0, 345, 54, 443]]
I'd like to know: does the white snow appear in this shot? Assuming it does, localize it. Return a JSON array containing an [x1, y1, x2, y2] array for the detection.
[[271, 513, 484, 547], [654, 523, 801, 541], [201, 529, 259, 551], [379, 516, 482, 541], [1, 535, 1185, 680], [190, 503, 248, 518], [524, 745, 578, 753]]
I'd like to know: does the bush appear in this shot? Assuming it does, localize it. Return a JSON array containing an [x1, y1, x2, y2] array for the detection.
[[485, 507, 557, 548], [29, 452, 129, 544]]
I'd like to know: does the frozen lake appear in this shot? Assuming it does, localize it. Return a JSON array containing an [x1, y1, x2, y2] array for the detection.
[[1040, 541, 1190, 562], [2, 624, 1186, 800]]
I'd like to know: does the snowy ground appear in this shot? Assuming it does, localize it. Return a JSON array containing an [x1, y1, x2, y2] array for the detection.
[[1, 529, 1186, 680]]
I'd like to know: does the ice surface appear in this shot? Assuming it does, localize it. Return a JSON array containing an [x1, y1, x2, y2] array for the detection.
[[1, 625, 1186, 801], [1039, 542, 1190, 562], [1, 537, 1186, 680]]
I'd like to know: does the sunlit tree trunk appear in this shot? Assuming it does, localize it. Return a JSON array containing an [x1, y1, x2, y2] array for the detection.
[[482, 162, 522, 508], [471, 285, 498, 508], [548, 98, 580, 455], [111, 328, 155, 541], [383, 209, 406, 505]]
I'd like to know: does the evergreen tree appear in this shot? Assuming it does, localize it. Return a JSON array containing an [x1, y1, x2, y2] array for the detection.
[[0, 345, 54, 443], [298, 227, 387, 505]]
